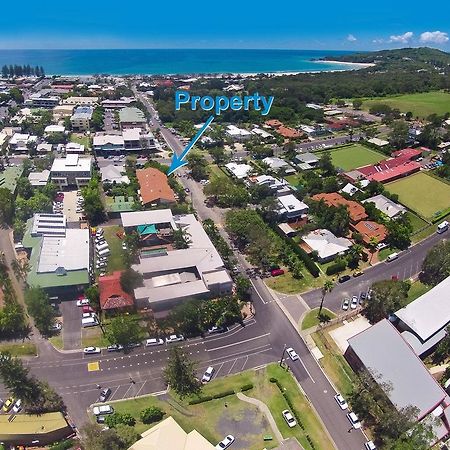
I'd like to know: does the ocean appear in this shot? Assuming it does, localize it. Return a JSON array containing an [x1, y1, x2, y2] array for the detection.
[[0, 49, 359, 76]]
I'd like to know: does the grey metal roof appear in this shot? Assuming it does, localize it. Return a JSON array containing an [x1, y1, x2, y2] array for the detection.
[[348, 319, 445, 418]]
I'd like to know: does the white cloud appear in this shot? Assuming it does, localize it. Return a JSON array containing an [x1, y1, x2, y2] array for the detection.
[[419, 31, 449, 44], [389, 32, 414, 43], [347, 34, 357, 42], [372, 39, 385, 44]]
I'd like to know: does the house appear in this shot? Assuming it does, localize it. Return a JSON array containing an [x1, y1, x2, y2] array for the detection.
[[93, 133, 124, 153], [63, 96, 99, 106], [65, 142, 85, 154], [136, 167, 176, 206], [252, 127, 273, 140], [262, 156, 295, 173], [301, 229, 352, 262], [393, 276, 450, 357], [44, 125, 65, 134], [225, 125, 253, 141], [363, 194, 406, 219], [351, 220, 387, 244], [53, 104, 75, 120], [367, 137, 389, 147], [225, 162, 252, 179], [28, 170, 50, 187], [312, 192, 367, 223], [119, 107, 147, 130], [122, 210, 233, 314], [128, 416, 214, 450], [50, 154, 92, 188], [277, 194, 309, 220], [294, 152, 319, 169], [22, 214, 90, 295], [36, 143, 53, 154], [250, 175, 292, 197], [276, 126, 303, 139], [340, 182, 359, 197], [99, 271, 134, 313], [346, 319, 450, 444], [70, 106, 94, 131], [264, 119, 283, 128], [100, 165, 130, 185], [9, 133, 37, 153]]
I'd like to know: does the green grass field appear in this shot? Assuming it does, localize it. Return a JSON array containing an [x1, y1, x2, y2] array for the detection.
[[103, 225, 127, 273], [361, 91, 450, 118], [327, 144, 385, 171], [301, 308, 336, 330], [404, 211, 428, 233], [385, 173, 450, 219]]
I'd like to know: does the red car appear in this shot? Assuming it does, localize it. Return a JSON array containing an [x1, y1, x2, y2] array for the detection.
[[271, 268, 285, 277], [82, 305, 95, 313]]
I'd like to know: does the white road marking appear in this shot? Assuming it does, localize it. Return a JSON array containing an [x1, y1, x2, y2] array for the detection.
[[208, 333, 270, 352]]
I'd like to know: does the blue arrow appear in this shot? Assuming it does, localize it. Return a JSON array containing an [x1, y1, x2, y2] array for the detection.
[[167, 115, 215, 175]]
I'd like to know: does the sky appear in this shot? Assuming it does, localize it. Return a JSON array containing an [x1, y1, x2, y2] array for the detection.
[[1, 0, 449, 51]]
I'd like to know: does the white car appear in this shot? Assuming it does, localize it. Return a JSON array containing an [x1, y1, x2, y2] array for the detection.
[[346, 411, 361, 429], [82, 312, 96, 319], [202, 366, 214, 383], [215, 435, 235, 450], [76, 298, 90, 307], [282, 409, 297, 428], [93, 404, 114, 416], [365, 441, 376, 450], [145, 338, 164, 347], [165, 334, 184, 344], [333, 393, 348, 410], [12, 399, 22, 414], [50, 322, 62, 331], [342, 298, 350, 310], [122, 242, 127, 250], [84, 346, 101, 355], [350, 296, 358, 310], [107, 344, 124, 352], [286, 347, 299, 361]]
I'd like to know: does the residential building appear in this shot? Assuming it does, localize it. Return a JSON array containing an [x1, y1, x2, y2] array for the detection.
[[367, 137, 389, 147], [363, 194, 406, 219], [265, 119, 283, 128], [93, 133, 124, 153], [102, 98, 135, 109], [53, 104, 74, 120], [276, 126, 304, 139], [65, 142, 85, 154], [351, 220, 387, 244], [294, 152, 319, 169], [252, 127, 273, 140], [50, 154, 92, 188], [312, 192, 367, 223], [136, 167, 176, 206], [250, 175, 292, 197], [119, 107, 147, 130], [277, 194, 309, 220], [70, 106, 94, 131], [63, 96, 99, 106], [9, 133, 37, 153], [225, 162, 252, 179], [22, 214, 91, 295], [262, 156, 295, 173], [122, 210, 233, 313], [44, 125, 65, 134], [128, 416, 214, 450], [340, 182, 359, 197], [346, 319, 450, 444], [100, 165, 130, 185], [225, 124, 253, 141], [26, 93, 60, 108], [393, 276, 450, 357], [99, 271, 134, 313], [36, 143, 53, 154], [28, 170, 50, 187], [301, 229, 352, 262]]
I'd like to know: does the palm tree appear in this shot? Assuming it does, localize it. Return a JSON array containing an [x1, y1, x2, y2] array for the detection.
[[318, 280, 334, 317]]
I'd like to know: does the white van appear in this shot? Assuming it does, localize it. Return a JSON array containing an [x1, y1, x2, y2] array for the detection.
[[96, 242, 109, 252], [386, 252, 399, 262], [97, 248, 111, 257], [82, 317, 99, 327], [437, 221, 449, 234]]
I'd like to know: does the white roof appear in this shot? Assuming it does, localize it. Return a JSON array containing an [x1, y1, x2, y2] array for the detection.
[[363, 194, 406, 218], [31, 213, 66, 237], [100, 165, 130, 184], [340, 183, 359, 197], [51, 155, 92, 172], [302, 229, 352, 260], [225, 162, 252, 179], [37, 143, 53, 153], [45, 125, 65, 133], [66, 142, 85, 153], [395, 276, 450, 341], [226, 125, 253, 136], [277, 194, 309, 214], [93, 134, 124, 146], [252, 127, 272, 138], [262, 157, 289, 169], [28, 170, 50, 186], [368, 137, 389, 147], [122, 128, 141, 141], [121, 209, 176, 229]]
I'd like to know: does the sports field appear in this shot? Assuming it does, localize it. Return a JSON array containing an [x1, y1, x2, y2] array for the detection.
[[328, 144, 385, 171], [385, 173, 450, 219], [362, 91, 450, 118]]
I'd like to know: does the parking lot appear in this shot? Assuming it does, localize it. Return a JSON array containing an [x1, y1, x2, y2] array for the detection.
[[61, 190, 83, 222], [60, 299, 83, 350]]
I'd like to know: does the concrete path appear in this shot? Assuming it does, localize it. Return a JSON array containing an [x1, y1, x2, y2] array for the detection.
[[236, 392, 284, 443]]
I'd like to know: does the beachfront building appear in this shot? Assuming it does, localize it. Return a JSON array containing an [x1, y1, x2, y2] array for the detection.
[[50, 154, 92, 188]]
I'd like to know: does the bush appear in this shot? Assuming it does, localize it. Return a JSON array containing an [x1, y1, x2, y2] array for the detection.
[[50, 439, 74, 450], [212, 389, 235, 399], [240, 383, 254, 392], [140, 406, 165, 424], [269, 377, 278, 383], [326, 260, 347, 275], [188, 395, 213, 405], [105, 412, 136, 428]]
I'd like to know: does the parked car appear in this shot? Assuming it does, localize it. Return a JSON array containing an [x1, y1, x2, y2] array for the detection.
[[342, 298, 350, 310], [107, 344, 124, 352], [350, 296, 358, 310], [202, 366, 214, 383], [270, 268, 285, 277], [364, 441, 376, 450], [282, 409, 297, 428], [84, 346, 101, 355], [76, 298, 90, 307], [99, 388, 111, 402], [346, 411, 361, 429], [333, 393, 348, 410], [338, 275, 351, 283], [12, 399, 22, 414], [165, 334, 184, 344], [359, 292, 367, 302], [215, 435, 235, 450], [82, 312, 96, 319], [145, 338, 164, 347], [93, 404, 114, 416], [50, 322, 62, 331], [353, 270, 364, 277], [376, 242, 388, 251], [286, 347, 299, 361], [82, 305, 95, 313], [208, 326, 228, 334], [2, 397, 14, 412], [386, 252, 399, 262]]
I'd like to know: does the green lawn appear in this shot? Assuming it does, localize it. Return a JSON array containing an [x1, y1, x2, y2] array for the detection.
[[266, 271, 324, 295], [404, 211, 428, 233], [361, 91, 450, 118], [285, 174, 303, 189], [49, 335, 64, 350], [407, 281, 431, 303], [107, 364, 333, 450], [378, 247, 400, 261], [301, 308, 336, 330], [326, 144, 385, 171], [81, 327, 108, 348], [208, 164, 229, 181], [386, 173, 450, 220], [103, 226, 127, 273], [0, 342, 37, 356], [69, 133, 91, 148]]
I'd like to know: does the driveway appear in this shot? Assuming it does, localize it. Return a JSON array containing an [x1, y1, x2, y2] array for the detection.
[[62, 190, 82, 223], [60, 300, 82, 350]]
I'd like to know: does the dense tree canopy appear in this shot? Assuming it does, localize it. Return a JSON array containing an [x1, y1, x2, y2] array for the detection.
[[420, 241, 450, 286]]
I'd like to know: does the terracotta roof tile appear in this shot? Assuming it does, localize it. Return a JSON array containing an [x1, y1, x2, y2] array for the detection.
[[99, 271, 134, 310], [136, 167, 176, 205]]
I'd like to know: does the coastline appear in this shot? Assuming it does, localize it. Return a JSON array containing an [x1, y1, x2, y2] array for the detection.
[[313, 59, 376, 68]]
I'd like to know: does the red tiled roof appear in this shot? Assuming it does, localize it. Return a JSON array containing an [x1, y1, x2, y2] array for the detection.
[[99, 271, 134, 310], [136, 167, 176, 205], [391, 148, 422, 159], [351, 220, 387, 244], [265, 119, 283, 128], [312, 192, 367, 223], [366, 162, 421, 183], [276, 126, 303, 139]]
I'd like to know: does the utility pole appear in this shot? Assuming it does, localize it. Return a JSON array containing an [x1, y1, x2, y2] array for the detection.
[[279, 344, 287, 367]]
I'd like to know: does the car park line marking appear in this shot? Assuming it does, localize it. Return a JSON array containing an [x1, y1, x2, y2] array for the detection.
[[208, 333, 270, 352], [109, 386, 121, 401], [205, 344, 272, 366], [87, 362, 100, 372], [213, 362, 225, 378], [240, 355, 249, 371], [135, 381, 147, 397], [227, 359, 238, 375], [122, 383, 134, 399]]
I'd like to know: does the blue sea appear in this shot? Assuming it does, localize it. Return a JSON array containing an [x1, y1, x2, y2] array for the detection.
[[0, 49, 359, 76]]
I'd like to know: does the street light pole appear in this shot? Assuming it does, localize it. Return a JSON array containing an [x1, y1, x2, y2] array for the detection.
[[279, 344, 287, 367]]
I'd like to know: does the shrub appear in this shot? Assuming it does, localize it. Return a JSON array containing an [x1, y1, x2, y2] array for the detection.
[[105, 412, 136, 428], [240, 383, 254, 392], [140, 406, 165, 424], [188, 395, 213, 405], [212, 389, 235, 399], [326, 260, 347, 275]]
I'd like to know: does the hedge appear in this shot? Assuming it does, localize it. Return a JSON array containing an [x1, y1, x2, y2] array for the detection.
[[326, 260, 346, 276], [212, 389, 235, 399], [188, 395, 213, 405], [240, 383, 254, 392]]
